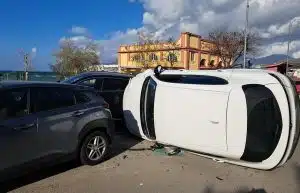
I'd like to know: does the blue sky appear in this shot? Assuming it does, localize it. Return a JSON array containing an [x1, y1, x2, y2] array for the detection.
[[0, 0, 143, 71], [1, 0, 299, 71]]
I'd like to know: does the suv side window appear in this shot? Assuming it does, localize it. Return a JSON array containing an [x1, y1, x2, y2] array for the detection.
[[32, 87, 75, 112], [78, 78, 103, 90], [0, 88, 29, 121], [102, 78, 129, 91]]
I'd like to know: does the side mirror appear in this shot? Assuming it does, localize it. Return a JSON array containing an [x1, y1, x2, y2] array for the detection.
[[154, 65, 164, 77]]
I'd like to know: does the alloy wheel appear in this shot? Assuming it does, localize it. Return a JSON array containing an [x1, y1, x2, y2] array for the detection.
[[85, 135, 106, 161]]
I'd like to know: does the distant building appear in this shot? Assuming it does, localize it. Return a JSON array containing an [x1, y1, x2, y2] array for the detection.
[[118, 32, 231, 74], [263, 58, 300, 76]]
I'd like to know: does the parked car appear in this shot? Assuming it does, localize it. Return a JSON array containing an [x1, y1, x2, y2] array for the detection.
[[61, 71, 132, 132], [0, 81, 114, 180], [123, 66, 300, 170]]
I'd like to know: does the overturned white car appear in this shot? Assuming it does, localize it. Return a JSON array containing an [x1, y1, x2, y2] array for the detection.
[[123, 66, 300, 170]]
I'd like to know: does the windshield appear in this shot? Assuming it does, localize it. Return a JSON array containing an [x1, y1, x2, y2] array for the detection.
[[61, 75, 82, 84]]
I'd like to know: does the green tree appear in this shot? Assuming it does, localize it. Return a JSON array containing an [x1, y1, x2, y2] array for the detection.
[[50, 39, 100, 79]]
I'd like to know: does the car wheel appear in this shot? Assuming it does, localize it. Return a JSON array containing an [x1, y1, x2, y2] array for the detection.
[[79, 131, 109, 166]]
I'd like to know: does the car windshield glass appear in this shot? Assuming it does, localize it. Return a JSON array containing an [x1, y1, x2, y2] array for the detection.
[[61, 75, 82, 84]]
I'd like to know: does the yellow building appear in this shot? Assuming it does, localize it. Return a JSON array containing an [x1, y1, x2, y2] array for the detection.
[[118, 32, 229, 73]]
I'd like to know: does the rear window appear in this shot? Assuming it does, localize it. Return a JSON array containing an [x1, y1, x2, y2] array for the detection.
[[157, 75, 228, 85], [241, 84, 282, 162]]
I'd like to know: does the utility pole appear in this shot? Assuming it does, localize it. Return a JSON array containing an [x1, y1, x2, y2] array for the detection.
[[243, 0, 250, 69], [286, 21, 292, 75]]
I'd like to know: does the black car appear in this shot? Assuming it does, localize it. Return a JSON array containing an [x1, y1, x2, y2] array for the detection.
[[61, 71, 133, 132]]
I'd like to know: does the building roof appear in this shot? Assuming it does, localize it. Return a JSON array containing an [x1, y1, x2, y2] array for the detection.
[[276, 58, 300, 67], [119, 32, 213, 48], [262, 64, 281, 68]]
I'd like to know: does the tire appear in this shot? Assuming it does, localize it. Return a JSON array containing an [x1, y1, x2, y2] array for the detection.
[[79, 131, 109, 166]]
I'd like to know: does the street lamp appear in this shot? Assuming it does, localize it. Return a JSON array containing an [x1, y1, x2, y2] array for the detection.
[[286, 18, 300, 75], [243, 0, 250, 69]]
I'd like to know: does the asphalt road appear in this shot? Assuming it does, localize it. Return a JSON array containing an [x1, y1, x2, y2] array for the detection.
[[1, 134, 300, 193]]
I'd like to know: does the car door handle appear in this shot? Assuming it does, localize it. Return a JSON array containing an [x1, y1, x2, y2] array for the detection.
[[209, 120, 219, 124], [72, 111, 85, 117], [13, 123, 36, 131]]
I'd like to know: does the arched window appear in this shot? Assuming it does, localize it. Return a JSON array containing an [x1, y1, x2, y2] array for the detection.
[[167, 53, 177, 62], [217, 61, 223, 68], [199, 59, 206, 67], [149, 53, 158, 61], [209, 60, 215, 67]]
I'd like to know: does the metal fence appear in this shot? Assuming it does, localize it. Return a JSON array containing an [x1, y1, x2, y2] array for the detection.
[[0, 71, 57, 82]]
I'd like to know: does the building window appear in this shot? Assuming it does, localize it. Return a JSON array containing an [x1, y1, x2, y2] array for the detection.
[[209, 60, 215, 67], [167, 53, 177, 62], [190, 52, 196, 62], [132, 54, 144, 62], [149, 53, 158, 61], [199, 59, 206, 67]]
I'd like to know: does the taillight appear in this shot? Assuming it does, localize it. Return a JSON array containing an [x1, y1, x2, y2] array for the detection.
[[103, 102, 109, 109]]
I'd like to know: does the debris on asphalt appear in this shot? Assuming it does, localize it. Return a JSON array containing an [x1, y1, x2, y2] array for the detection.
[[150, 143, 164, 150], [212, 158, 225, 163], [216, 176, 223, 181], [164, 146, 182, 155], [123, 154, 128, 159], [151, 143, 184, 156]]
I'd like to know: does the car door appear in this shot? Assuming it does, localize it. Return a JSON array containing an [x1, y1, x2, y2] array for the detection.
[[101, 78, 129, 120], [30, 86, 85, 157], [0, 87, 38, 171], [152, 75, 230, 156]]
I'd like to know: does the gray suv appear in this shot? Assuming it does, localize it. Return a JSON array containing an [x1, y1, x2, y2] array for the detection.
[[0, 81, 114, 179]]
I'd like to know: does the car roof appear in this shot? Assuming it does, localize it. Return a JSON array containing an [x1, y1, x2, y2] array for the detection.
[[77, 71, 133, 78], [0, 80, 92, 90]]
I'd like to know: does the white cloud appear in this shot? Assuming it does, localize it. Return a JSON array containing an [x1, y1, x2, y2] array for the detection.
[[60, 0, 300, 62], [31, 47, 37, 59], [293, 51, 300, 58], [260, 40, 300, 58], [71, 26, 89, 35], [255, 16, 300, 38]]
